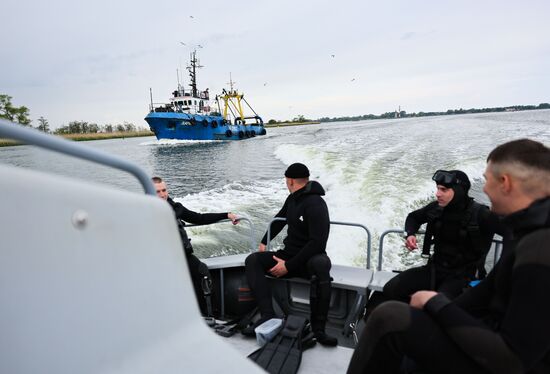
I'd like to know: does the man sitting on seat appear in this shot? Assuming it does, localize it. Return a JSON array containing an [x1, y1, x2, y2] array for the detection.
[[244, 163, 338, 346], [152, 176, 239, 315], [383, 170, 496, 302]]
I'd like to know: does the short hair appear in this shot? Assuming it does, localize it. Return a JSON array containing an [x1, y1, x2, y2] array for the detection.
[[151, 176, 163, 184], [487, 139, 550, 197], [293, 177, 309, 185]]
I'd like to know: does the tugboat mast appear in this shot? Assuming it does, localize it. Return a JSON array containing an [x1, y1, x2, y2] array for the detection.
[[187, 51, 203, 98], [221, 72, 247, 121], [228, 73, 236, 93]]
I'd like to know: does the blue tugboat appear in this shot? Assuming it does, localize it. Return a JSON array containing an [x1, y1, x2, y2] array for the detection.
[[145, 51, 266, 141]]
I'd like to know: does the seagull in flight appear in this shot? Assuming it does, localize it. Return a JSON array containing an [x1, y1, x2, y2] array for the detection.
[[331, 54, 335, 58], [189, 15, 194, 19], [263, 82, 268, 86], [198, 44, 203, 48], [351, 78, 356, 82], [180, 42, 186, 46]]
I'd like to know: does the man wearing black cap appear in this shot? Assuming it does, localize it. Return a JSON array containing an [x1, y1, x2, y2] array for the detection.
[[244, 163, 338, 346], [382, 169, 496, 302]]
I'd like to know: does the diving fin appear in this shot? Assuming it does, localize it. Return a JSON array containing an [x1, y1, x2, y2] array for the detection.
[[214, 307, 259, 338], [301, 331, 317, 351], [248, 315, 309, 374]]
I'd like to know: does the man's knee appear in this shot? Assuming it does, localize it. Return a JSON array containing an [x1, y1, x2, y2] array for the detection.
[[307, 254, 331, 277], [382, 274, 400, 298], [245, 252, 260, 268], [367, 301, 412, 337]]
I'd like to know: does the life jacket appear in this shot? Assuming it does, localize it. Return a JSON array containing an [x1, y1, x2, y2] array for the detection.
[[422, 200, 492, 278]]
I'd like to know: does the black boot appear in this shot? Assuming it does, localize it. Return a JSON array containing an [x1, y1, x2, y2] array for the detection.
[[310, 276, 338, 347], [314, 331, 338, 346]]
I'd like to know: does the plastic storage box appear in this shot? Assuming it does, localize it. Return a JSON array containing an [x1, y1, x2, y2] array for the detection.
[[254, 318, 283, 346]]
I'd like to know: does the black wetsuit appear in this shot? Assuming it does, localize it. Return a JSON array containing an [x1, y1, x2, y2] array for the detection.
[[245, 181, 332, 332], [383, 195, 496, 301], [167, 197, 228, 314], [347, 197, 550, 374]]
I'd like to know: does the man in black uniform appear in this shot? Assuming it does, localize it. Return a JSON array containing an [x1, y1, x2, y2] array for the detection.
[[347, 139, 550, 374], [383, 170, 495, 301], [244, 163, 338, 346], [152, 177, 238, 314]]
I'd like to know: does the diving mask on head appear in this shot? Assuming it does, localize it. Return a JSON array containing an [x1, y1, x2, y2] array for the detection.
[[432, 170, 461, 186]]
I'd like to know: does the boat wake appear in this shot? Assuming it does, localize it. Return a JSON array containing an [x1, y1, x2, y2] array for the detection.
[[140, 139, 222, 146]]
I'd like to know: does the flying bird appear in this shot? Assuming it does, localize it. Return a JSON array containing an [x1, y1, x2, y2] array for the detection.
[[189, 15, 194, 18], [180, 42, 186, 46], [263, 82, 268, 86], [351, 78, 356, 82], [331, 54, 335, 58], [198, 44, 203, 48]]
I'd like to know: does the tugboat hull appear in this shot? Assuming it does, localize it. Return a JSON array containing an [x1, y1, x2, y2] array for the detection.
[[145, 112, 266, 141]]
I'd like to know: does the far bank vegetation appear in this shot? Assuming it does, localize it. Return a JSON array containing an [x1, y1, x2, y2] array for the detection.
[[1, 93, 152, 146]]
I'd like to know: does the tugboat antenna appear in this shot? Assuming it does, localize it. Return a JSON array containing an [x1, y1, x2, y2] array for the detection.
[[228, 73, 236, 93], [187, 50, 204, 97]]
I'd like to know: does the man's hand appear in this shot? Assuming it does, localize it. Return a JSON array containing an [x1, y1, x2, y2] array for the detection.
[[410, 291, 438, 309], [227, 212, 239, 225], [405, 235, 418, 251], [258, 243, 266, 252], [269, 256, 288, 278]]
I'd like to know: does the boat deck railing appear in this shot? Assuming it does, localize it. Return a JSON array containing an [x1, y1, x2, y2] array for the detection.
[[266, 217, 373, 269], [378, 229, 504, 271], [377, 229, 424, 271], [185, 216, 257, 253]]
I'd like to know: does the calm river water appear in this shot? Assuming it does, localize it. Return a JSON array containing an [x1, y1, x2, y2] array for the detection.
[[1, 110, 549, 269]]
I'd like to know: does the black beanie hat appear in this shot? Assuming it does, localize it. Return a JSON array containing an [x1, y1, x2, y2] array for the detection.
[[285, 163, 310, 178]]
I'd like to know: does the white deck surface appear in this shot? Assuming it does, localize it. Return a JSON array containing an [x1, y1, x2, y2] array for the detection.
[[221, 330, 354, 374]]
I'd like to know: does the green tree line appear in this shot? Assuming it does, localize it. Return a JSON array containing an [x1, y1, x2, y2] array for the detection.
[[1, 94, 145, 134], [54, 121, 138, 134]]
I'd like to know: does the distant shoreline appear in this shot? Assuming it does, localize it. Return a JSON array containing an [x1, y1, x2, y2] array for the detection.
[[2, 106, 548, 147], [0, 130, 154, 147], [317, 104, 549, 123], [265, 121, 320, 128]]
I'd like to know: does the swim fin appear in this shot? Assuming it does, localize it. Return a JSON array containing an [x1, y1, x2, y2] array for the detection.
[[248, 315, 310, 374]]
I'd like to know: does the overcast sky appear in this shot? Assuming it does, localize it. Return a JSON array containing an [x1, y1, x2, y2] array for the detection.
[[2, 0, 549, 129]]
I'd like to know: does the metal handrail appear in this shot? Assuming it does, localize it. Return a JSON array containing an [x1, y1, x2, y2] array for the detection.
[[0, 119, 156, 195], [265, 217, 373, 269], [378, 229, 424, 271], [378, 228, 504, 271], [184, 216, 257, 252]]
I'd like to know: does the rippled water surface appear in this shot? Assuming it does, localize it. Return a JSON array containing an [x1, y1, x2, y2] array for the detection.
[[2, 110, 549, 269]]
